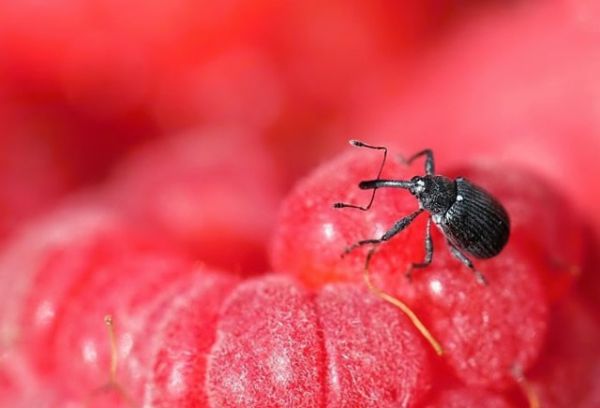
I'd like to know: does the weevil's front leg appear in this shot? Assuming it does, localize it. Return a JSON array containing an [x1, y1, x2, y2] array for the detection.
[[406, 216, 433, 280], [342, 209, 424, 270], [399, 149, 435, 175]]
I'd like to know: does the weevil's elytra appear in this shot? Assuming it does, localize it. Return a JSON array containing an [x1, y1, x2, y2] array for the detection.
[[334, 140, 511, 285], [443, 177, 510, 259]]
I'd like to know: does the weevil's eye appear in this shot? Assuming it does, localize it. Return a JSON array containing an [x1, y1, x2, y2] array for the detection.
[[410, 176, 426, 195]]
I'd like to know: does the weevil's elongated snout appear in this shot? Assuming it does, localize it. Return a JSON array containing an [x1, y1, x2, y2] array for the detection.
[[359, 179, 415, 190]]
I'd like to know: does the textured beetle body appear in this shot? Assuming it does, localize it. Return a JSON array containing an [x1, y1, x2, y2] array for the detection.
[[439, 177, 510, 259]]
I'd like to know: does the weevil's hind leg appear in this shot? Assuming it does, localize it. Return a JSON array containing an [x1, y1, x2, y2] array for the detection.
[[398, 149, 435, 175], [447, 242, 488, 285], [406, 217, 433, 281], [333, 140, 388, 211], [342, 209, 424, 257]]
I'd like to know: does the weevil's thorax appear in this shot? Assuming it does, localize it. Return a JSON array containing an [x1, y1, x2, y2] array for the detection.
[[410, 175, 457, 215]]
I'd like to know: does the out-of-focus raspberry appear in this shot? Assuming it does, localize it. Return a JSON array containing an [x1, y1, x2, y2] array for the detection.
[[0, 105, 73, 243], [529, 296, 600, 407], [108, 127, 284, 274]]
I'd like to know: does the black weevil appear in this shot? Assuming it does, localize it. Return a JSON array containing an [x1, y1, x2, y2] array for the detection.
[[334, 140, 510, 285]]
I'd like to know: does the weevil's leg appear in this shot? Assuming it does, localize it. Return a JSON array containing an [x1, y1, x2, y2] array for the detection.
[[333, 140, 387, 211], [342, 209, 424, 256], [406, 217, 433, 281], [398, 149, 435, 175], [447, 242, 488, 285]]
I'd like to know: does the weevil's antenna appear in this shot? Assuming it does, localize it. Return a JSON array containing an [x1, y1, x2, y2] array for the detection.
[[512, 365, 540, 408], [362, 249, 444, 356], [83, 315, 138, 408], [333, 140, 388, 211]]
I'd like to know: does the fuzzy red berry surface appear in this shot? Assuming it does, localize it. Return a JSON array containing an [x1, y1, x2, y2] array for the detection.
[[0, 201, 133, 351], [271, 147, 554, 389], [423, 387, 513, 408], [146, 272, 240, 407], [271, 147, 421, 289], [206, 276, 324, 408], [206, 275, 432, 408], [0, 199, 201, 402], [315, 282, 432, 406]]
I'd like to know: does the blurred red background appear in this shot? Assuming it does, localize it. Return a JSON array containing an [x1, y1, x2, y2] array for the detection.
[[1, 0, 599, 245]]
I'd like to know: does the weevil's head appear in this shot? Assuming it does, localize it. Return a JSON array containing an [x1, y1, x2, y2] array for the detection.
[[409, 175, 456, 214]]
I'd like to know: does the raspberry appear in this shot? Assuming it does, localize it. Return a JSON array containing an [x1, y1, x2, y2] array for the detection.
[[0, 200, 197, 401], [0, 0, 597, 405], [401, 242, 548, 388], [108, 128, 283, 274], [316, 282, 432, 407], [271, 147, 421, 289], [48, 248, 193, 400], [577, 231, 600, 321], [449, 164, 587, 301], [423, 387, 513, 408], [0, 201, 131, 351], [146, 272, 240, 407], [0, 107, 73, 242], [0, 350, 62, 407], [206, 275, 324, 408], [206, 275, 432, 407], [271, 148, 550, 388], [529, 296, 600, 407]]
